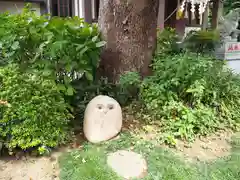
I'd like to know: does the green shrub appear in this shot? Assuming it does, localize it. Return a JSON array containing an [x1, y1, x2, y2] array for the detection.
[[224, 0, 240, 14], [133, 52, 240, 144], [183, 30, 220, 54], [69, 77, 118, 121], [156, 27, 179, 55], [0, 65, 73, 153], [119, 71, 141, 101], [70, 74, 141, 121], [0, 6, 105, 96], [156, 28, 220, 55]]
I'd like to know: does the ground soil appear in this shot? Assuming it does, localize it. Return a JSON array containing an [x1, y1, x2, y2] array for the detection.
[[0, 148, 65, 180], [0, 118, 234, 180], [176, 130, 233, 161]]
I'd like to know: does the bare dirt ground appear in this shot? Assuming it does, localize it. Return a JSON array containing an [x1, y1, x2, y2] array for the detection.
[[176, 130, 233, 161], [0, 148, 65, 180], [123, 113, 234, 161], [0, 118, 234, 180]]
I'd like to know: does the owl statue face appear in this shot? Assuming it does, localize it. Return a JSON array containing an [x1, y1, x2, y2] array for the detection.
[[96, 100, 115, 115], [83, 95, 122, 143]]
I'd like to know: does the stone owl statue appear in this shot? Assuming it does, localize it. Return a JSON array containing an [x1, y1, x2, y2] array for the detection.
[[83, 95, 122, 143]]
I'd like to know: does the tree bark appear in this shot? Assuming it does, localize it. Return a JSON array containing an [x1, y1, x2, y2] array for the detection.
[[98, 0, 159, 82]]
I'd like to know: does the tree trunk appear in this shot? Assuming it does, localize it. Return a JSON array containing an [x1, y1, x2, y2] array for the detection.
[[98, 0, 159, 82]]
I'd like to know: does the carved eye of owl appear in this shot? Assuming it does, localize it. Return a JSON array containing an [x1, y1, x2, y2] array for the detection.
[[97, 104, 104, 110], [107, 104, 114, 110]]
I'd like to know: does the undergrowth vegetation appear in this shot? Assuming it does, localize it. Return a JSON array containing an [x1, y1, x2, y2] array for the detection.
[[0, 6, 104, 96], [183, 30, 220, 54], [0, 65, 73, 154], [121, 29, 240, 145], [141, 53, 240, 143], [0, 6, 105, 154]]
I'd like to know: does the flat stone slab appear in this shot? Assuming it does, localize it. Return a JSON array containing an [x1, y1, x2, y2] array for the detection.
[[107, 150, 147, 179]]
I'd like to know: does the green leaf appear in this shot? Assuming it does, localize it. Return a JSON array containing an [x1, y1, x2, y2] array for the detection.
[[89, 51, 100, 67], [64, 76, 71, 84], [11, 41, 19, 50], [89, 27, 93, 34], [80, 46, 88, 57], [66, 86, 74, 96], [5, 51, 15, 57], [57, 84, 66, 91], [85, 71, 93, 81], [95, 41, 106, 48], [92, 36, 98, 42], [76, 44, 85, 51], [42, 69, 52, 76], [52, 40, 68, 51], [65, 64, 72, 72]]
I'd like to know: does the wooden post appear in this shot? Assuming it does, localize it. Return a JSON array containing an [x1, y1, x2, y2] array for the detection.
[[83, 0, 92, 23], [211, 0, 223, 29], [79, 0, 84, 18], [157, 0, 165, 29], [57, 0, 60, 16], [46, 0, 51, 15], [202, 2, 209, 30], [73, 0, 78, 16], [92, 0, 96, 20], [217, 0, 224, 23]]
